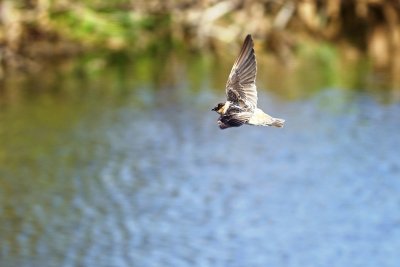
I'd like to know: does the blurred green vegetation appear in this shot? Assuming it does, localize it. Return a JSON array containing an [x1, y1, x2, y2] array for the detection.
[[0, 0, 173, 54], [48, 4, 172, 51], [0, 0, 399, 89]]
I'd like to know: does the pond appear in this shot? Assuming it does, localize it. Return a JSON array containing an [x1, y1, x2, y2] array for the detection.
[[0, 50, 400, 267]]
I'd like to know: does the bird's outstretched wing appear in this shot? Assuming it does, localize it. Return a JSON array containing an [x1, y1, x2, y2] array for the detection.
[[225, 34, 258, 110]]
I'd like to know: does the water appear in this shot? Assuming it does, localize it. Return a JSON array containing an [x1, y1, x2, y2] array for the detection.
[[1, 52, 400, 267]]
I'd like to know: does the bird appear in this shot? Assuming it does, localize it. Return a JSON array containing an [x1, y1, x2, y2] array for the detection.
[[212, 34, 285, 130]]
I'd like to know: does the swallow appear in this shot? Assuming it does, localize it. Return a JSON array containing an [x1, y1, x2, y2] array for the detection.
[[212, 34, 285, 130]]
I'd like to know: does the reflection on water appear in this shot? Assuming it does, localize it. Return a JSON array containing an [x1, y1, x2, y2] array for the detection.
[[1, 52, 400, 267]]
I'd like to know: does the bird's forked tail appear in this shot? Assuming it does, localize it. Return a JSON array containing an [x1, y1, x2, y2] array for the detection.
[[270, 117, 285, 128], [248, 109, 285, 128]]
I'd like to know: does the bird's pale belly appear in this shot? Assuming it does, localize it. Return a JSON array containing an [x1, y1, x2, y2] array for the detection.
[[248, 108, 273, 125]]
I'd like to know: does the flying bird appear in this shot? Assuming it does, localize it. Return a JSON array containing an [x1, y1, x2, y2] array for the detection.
[[212, 34, 285, 129]]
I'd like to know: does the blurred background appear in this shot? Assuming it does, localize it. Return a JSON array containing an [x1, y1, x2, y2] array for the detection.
[[1, 1, 400, 267]]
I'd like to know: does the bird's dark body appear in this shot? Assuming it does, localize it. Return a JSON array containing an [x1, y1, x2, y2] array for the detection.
[[218, 105, 246, 129], [219, 115, 244, 129]]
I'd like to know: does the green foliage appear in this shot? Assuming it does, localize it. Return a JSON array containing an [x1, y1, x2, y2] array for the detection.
[[48, 6, 167, 50]]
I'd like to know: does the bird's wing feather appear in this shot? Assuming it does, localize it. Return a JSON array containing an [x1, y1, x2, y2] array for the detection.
[[225, 34, 258, 109]]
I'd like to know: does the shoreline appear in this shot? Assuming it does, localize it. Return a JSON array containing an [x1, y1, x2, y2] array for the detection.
[[0, 0, 399, 79]]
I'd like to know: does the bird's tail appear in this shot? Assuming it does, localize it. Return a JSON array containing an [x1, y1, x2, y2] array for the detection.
[[248, 109, 285, 128], [269, 117, 285, 128]]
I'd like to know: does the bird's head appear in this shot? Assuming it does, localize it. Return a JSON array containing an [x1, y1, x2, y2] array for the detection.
[[212, 103, 225, 114]]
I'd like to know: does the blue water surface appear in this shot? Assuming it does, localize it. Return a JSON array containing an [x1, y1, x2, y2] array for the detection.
[[0, 56, 400, 267]]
